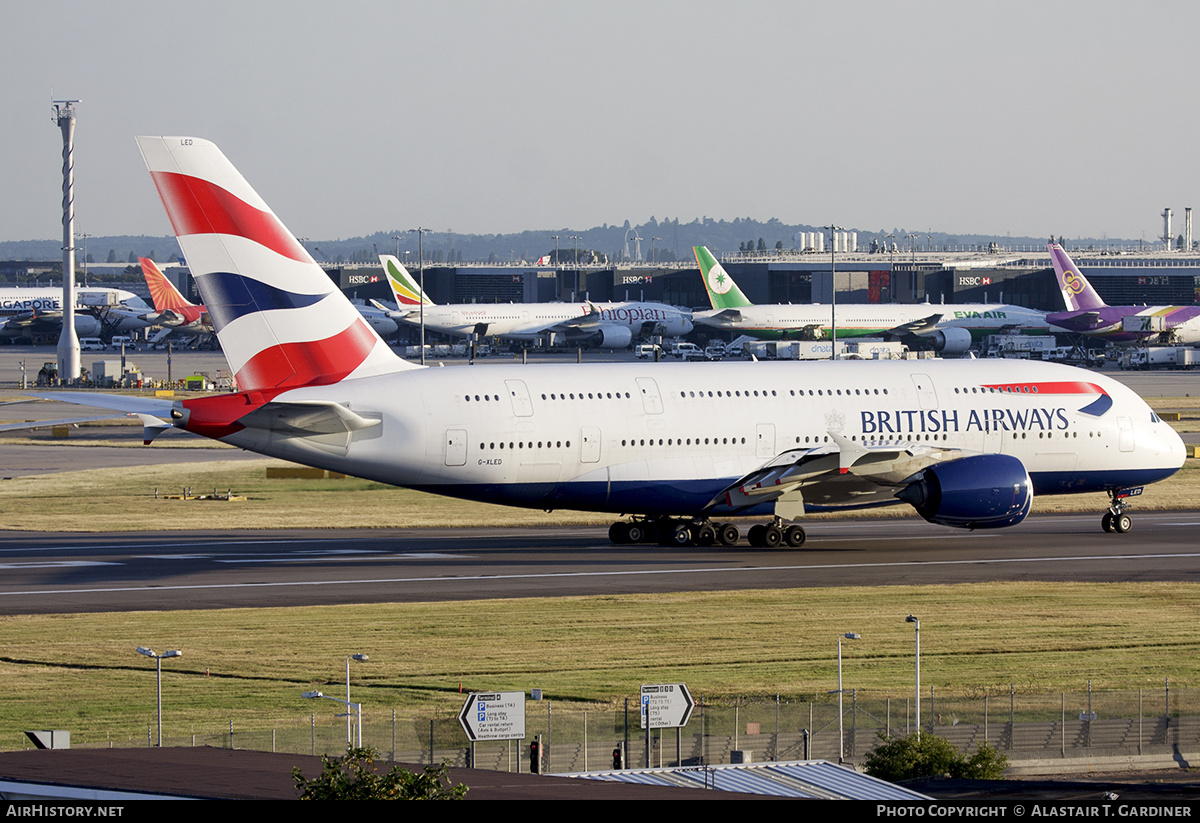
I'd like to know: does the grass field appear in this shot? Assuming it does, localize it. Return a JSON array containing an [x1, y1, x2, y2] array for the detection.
[[2, 582, 1198, 748]]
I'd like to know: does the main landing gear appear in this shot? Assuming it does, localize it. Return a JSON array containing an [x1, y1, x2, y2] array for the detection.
[[1101, 490, 1133, 534], [608, 517, 806, 548]]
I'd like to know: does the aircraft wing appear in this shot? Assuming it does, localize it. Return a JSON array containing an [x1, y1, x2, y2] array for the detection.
[[885, 313, 942, 337], [695, 308, 744, 325], [709, 432, 965, 516], [0, 415, 120, 432], [32, 392, 177, 416]]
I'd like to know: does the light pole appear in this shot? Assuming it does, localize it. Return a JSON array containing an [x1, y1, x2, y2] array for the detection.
[[906, 615, 921, 737], [346, 653, 368, 746], [303, 691, 363, 749], [824, 225, 844, 360], [836, 632, 860, 763], [136, 646, 182, 747], [410, 228, 430, 365], [570, 235, 581, 299]]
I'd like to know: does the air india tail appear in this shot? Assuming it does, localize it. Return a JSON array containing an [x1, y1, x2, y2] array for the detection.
[[1048, 243, 1107, 313], [139, 258, 196, 314], [135, 137, 416, 391], [379, 255, 435, 307]]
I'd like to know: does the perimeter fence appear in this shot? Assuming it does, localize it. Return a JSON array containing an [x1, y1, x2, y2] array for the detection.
[[15, 683, 1199, 774]]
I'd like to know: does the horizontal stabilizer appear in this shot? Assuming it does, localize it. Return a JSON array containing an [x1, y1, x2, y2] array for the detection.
[[234, 400, 381, 435]]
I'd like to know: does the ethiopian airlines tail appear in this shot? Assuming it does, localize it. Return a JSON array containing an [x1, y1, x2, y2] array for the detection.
[[380, 255, 435, 308], [1048, 243, 1107, 313], [694, 246, 752, 310], [135, 137, 416, 391]]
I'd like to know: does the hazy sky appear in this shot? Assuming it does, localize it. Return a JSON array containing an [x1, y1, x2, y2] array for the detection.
[[2, 1, 1196, 245]]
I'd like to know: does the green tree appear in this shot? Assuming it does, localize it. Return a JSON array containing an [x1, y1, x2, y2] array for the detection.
[[862, 734, 1007, 782], [293, 747, 467, 800]]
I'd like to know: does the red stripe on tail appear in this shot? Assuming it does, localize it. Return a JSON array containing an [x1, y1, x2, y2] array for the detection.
[[233, 318, 378, 391], [148, 171, 309, 263]]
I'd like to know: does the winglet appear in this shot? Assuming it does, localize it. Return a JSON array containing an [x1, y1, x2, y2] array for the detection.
[[134, 413, 173, 445]]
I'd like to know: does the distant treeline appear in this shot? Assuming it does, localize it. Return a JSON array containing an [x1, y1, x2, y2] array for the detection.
[[0, 221, 1134, 267]]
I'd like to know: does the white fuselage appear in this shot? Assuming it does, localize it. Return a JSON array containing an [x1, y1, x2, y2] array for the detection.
[[398, 301, 692, 341], [695, 303, 1050, 341], [205, 358, 1183, 517]]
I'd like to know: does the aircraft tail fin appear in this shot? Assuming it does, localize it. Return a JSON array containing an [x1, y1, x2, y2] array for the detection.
[[380, 255, 435, 306], [135, 137, 417, 392], [694, 246, 752, 310], [139, 258, 196, 313], [1048, 243, 1106, 312]]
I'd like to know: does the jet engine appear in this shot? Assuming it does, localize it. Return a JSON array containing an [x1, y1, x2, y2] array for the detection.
[[590, 325, 634, 349], [895, 453, 1032, 529], [923, 326, 973, 355]]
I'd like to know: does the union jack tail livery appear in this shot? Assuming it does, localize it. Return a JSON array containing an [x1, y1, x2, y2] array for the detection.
[[135, 137, 414, 391], [1048, 243, 1106, 313]]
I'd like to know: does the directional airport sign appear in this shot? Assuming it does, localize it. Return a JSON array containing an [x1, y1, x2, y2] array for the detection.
[[458, 691, 526, 742], [640, 683, 694, 730]]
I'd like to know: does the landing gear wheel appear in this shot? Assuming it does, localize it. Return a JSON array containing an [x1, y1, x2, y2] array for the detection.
[[693, 523, 717, 546], [717, 523, 740, 546], [784, 525, 807, 548], [609, 522, 629, 544], [1113, 513, 1132, 534], [625, 523, 646, 543], [747, 524, 765, 547], [660, 522, 693, 547], [1101, 512, 1114, 533], [762, 524, 783, 548]]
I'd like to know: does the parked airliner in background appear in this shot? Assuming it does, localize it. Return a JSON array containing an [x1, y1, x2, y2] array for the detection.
[[376, 254, 692, 348], [0, 286, 151, 339], [136, 258, 213, 343], [692, 246, 1053, 355], [1046, 243, 1200, 345], [39, 138, 1185, 548]]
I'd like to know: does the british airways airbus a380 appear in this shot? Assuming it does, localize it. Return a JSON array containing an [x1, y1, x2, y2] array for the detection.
[[45, 137, 1186, 548]]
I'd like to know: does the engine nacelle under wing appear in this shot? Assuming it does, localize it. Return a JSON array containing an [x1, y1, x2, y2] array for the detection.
[[922, 326, 973, 355], [591, 325, 634, 349], [895, 453, 1033, 529]]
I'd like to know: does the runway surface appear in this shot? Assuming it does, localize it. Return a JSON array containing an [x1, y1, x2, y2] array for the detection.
[[1, 511, 1197, 614]]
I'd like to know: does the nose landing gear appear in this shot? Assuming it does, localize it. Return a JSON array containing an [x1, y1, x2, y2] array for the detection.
[[1101, 487, 1140, 534]]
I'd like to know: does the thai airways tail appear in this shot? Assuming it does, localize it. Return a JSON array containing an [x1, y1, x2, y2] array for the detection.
[[1048, 243, 1106, 312], [139, 258, 197, 313], [135, 137, 417, 391], [379, 255, 435, 308], [694, 246, 752, 310]]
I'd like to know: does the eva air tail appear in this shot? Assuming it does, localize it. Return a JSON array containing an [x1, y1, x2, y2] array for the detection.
[[135, 136, 417, 392], [1048, 243, 1107, 312], [694, 246, 752, 310], [379, 255, 435, 307]]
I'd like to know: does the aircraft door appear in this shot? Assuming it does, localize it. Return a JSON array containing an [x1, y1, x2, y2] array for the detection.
[[445, 429, 467, 466], [1118, 416, 1134, 453], [635, 377, 664, 414], [505, 379, 534, 417], [581, 425, 601, 463], [911, 373, 938, 409], [756, 423, 776, 459]]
